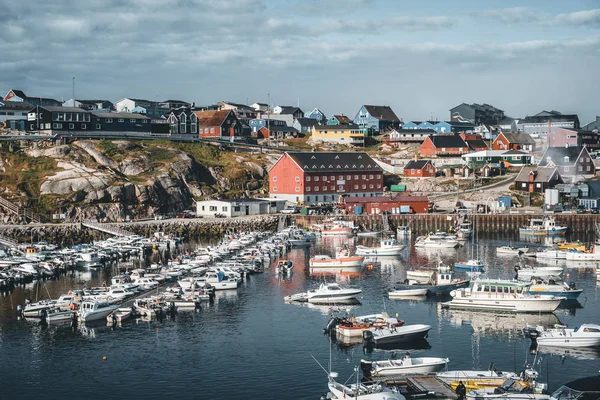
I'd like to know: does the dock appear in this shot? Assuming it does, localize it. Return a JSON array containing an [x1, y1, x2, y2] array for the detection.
[[374, 374, 457, 399]]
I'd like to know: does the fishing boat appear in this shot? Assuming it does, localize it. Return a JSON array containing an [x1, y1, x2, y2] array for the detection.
[[456, 221, 473, 239], [361, 353, 449, 377], [362, 324, 431, 345], [106, 308, 134, 326], [78, 300, 119, 322], [313, 220, 356, 236], [394, 263, 470, 296], [331, 313, 404, 338], [465, 369, 549, 399], [454, 259, 485, 272], [514, 265, 563, 280], [327, 375, 405, 400], [497, 246, 528, 256], [565, 243, 600, 261], [414, 233, 459, 249], [406, 269, 435, 283], [310, 248, 364, 269], [355, 238, 403, 256], [531, 323, 600, 348], [519, 217, 567, 236], [529, 280, 583, 300], [284, 283, 362, 304], [442, 279, 564, 313], [534, 249, 567, 260]]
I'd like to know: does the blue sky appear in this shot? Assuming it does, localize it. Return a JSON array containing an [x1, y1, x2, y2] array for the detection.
[[2, 0, 599, 123]]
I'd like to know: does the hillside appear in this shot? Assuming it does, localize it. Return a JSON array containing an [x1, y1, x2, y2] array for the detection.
[[0, 140, 278, 222]]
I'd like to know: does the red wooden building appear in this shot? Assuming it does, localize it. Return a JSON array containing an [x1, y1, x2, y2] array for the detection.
[[268, 152, 384, 204], [404, 160, 436, 178], [194, 109, 242, 138], [420, 135, 469, 157], [492, 132, 535, 152], [345, 195, 429, 214], [255, 125, 299, 139]]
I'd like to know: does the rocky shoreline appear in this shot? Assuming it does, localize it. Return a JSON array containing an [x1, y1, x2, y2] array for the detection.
[[0, 215, 280, 246]]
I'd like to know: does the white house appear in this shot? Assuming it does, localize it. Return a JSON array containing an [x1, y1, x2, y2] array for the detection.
[[196, 198, 270, 218]]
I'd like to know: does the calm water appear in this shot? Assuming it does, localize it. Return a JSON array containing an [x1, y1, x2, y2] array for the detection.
[[1, 233, 599, 399]]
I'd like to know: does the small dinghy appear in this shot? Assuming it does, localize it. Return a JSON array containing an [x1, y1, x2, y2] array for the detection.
[[361, 353, 449, 377], [107, 307, 134, 326], [388, 287, 429, 298], [497, 246, 528, 256], [363, 324, 431, 346]]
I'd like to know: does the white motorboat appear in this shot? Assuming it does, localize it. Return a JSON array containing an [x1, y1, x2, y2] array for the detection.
[[327, 376, 405, 400], [519, 216, 567, 236], [203, 271, 239, 290], [106, 308, 134, 326], [534, 249, 567, 260], [414, 234, 459, 249], [78, 301, 119, 322], [532, 323, 600, 348], [442, 279, 564, 313], [310, 248, 364, 269], [284, 283, 362, 304], [497, 246, 528, 256], [565, 243, 600, 261], [355, 239, 403, 256], [396, 226, 411, 238], [44, 308, 75, 323], [363, 324, 431, 346], [515, 265, 563, 280], [361, 354, 449, 377], [406, 269, 435, 283], [388, 287, 429, 297], [134, 277, 159, 289], [466, 369, 549, 399], [437, 369, 521, 392], [331, 313, 403, 338], [529, 280, 583, 300]]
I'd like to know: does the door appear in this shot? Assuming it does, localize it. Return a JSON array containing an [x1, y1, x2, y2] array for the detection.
[[245, 205, 249, 215], [529, 184, 534, 193]]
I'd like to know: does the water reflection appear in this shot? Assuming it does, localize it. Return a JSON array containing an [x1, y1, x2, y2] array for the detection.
[[533, 344, 600, 361]]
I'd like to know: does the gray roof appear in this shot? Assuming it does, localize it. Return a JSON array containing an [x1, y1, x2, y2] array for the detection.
[[315, 124, 360, 130], [286, 152, 382, 173], [428, 135, 469, 148], [363, 105, 400, 122], [295, 118, 320, 127], [405, 160, 433, 170], [267, 125, 298, 132], [201, 198, 268, 204], [500, 132, 536, 144], [515, 166, 562, 183], [278, 106, 303, 115], [41, 106, 88, 113], [538, 147, 586, 167], [0, 100, 33, 110]]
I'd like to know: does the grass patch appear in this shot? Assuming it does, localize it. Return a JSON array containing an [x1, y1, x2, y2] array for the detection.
[[97, 139, 126, 160], [146, 146, 177, 162], [283, 137, 311, 151], [0, 153, 58, 196]]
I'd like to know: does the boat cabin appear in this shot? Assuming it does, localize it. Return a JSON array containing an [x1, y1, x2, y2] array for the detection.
[[471, 280, 530, 296]]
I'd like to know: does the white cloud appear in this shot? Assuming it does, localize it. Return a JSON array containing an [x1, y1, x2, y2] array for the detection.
[[554, 9, 600, 27], [475, 7, 539, 23]]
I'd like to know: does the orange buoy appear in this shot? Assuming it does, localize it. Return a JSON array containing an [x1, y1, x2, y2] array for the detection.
[[103, 356, 107, 361]]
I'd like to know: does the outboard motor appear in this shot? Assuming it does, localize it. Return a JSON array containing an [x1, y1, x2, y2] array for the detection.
[[523, 326, 540, 339], [360, 360, 373, 377], [362, 330, 374, 343], [324, 317, 338, 335], [16, 304, 23, 319], [568, 282, 577, 289]]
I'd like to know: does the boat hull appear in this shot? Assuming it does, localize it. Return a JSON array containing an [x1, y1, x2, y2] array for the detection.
[[355, 246, 403, 256], [519, 227, 567, 236], [388, 288, 429, 297], [536, 337, 600, 348], [442, 297, 563, 313], [454, 262, 485, 272], [371, 324, 431, 345], [309, 256, 364, 268], [366, 357, 449, 376]]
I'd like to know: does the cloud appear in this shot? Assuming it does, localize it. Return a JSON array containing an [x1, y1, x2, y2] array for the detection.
[[476, 7, 540, 24], [554, 9, 600, 27]]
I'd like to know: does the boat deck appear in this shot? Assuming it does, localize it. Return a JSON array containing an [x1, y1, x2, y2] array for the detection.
[[375, 374, 458, 399]]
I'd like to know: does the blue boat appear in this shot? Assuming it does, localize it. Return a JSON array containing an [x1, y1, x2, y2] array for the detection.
[[453, 259, 485, 272], [519, 216, 568, 236], [394, 265, 470, 296], [530, 281, 583, 300]]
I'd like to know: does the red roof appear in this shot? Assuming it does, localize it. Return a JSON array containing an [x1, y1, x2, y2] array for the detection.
[[194, 110, 231, 127]]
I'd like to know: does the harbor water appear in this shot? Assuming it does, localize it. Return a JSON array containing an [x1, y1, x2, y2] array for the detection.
[[1, 233, 599, 399]]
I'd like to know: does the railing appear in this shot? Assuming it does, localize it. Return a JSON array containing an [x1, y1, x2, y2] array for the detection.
[[0, 234, 18, 248], [0, 195, 45, 223], [81, 220, 134, 237]]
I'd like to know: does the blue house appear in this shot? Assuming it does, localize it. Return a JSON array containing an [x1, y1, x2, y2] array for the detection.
[[401, 121, 420, 130], [353, 105, 401, 134], [433, 121, 453, 134], [417, 121, 437, 130], [293, 118, 320, 134], [305, 107, 326, 123], [328, 114, 353, 126], [249, 118, 287, 133]]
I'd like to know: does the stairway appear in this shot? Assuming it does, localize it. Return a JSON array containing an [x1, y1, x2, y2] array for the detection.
[[0, 234, 18, 248], [382, 214, 390, 232], [277, 215, 287, 232], [81, 220, 134, 237], [0, 195, 45, 223]]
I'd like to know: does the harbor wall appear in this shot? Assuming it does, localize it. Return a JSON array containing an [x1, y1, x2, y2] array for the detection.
[[0, 216, 280, 246], [292, 213, 600, 236]]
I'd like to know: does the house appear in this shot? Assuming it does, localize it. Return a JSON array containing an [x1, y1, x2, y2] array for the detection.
[[305, 107, 327, 122], [345, 195, 429, 214], [420, 135, 469, 157], [259, 113, 295, 127], [251, 102, 269, 112], [0, 100, 32, 123], [515, 110, 580, 137], [493, 132, 536, 152], [404, 160, 436, 178], [538, 146, 596, 183], [196, 198, 270, 218], [249, 118, 286, 133], [549, 127, 600, 150], [401, 121, 421, 130], [515, 166, 563, 193], [194, 110, 242, 139], [583, 116, 600, 132], [217, 101, 257, 122], [268, 152, 384, 203], [62, 99, 114, 111], [159, 100, 190, 109], [473, 123, 501, 140], [461, 150, 533, 166], [328, 114, 353, 126], [90, 112, 151, 133], [115, 98, 170, 119], [353, 105, 401, 134], [383, 129, 434, 145], [480, 163, 505, 177], [165, 108, 198, 134], [463, 136, 489, 151], [293, 118, 320, 134], [311, 124, 365, 146], [273, 106, 304, 119], [255, 125, 299, 140], [449, 103, 505, 125], [4, 89, 61, 107]]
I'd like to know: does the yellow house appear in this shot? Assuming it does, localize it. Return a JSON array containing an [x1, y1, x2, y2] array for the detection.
[[311, 124, 365, 146]]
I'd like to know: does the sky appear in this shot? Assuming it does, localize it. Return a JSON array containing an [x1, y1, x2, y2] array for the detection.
[[2, 0, 599, 124]]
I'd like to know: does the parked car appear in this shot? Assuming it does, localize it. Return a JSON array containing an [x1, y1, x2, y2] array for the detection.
[[576, 206, 586, 214], [214, 213, 226, 218], [280, 206, 297, 214]]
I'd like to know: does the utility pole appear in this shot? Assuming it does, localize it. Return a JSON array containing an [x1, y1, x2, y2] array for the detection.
[[72, 77, 75, 103], [267, 90, 271, 142]]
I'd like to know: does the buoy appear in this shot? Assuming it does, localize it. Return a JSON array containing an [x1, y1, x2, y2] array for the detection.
[[566, 273, 570, 278], [396, 313, 399, 319], [103, 356, 107, 361]]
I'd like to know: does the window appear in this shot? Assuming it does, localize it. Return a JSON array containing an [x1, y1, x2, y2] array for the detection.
[[354, 185, 358, 189], [272, 186, 277, 192], [191, 114, 197, 133], [314, 186, 319, 191], [330, 185, 335, 190], [130, 119, 136, 123], [306, 196, 310, 202], [118, 119, 124, 123], [579, 166, 583, 172], [346, 175, 351, 180], [306, 187, 311, 192], [96, 124, 101, 130], [222, 206, 228, 211], [30, 124, 34, 130], [377, 183, 381, 188], [272, 176, 278, 182], [587, 166, 591, 172], [52, 123, 62, 129], [362, 184, 366, 189], [295, 187, 300, 192], [233, 206, 240, 212], [106, 118, 113, 123], [315, 176, 319, 181], [306, 176, 311, 182], [564, 166, 570, 172], [330, 176, 335, 181], [81, 124, 86, 130], [209, 206, 217, 211], [204, 128, 209, 133], [411, 169, 415, 174], [377, 175, 381, 179], [362, 175, 366, 179], [210, 127, 214, 133], [369, 184, 373, 189], [369, 175, 373, 179], [69, 123, 74, 129], [354, 175, 359, 180], [521, 183, 526, 188], [201, 206, 205, 211], [295, 176, 300, 182], [536, 183, 541, 188]]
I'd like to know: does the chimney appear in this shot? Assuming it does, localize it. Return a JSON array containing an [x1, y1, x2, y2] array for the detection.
[[529, 171, 536, 182]]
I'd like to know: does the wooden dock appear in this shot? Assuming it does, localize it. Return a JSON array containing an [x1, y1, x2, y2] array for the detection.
[[406, 375, 457, 399]]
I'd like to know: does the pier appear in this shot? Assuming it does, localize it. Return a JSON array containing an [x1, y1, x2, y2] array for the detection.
[[292, 213, 600, 236]]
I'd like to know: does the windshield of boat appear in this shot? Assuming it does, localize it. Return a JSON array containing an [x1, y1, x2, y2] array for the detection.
[[551, 387, 596, 400]]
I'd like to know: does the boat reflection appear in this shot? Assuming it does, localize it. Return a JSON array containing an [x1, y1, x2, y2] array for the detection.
[[532, 343, 600, 360], [363, 338, 432, 353], [439, 307, 562, 339], [519, 235, 566, 246], [292, 300, 361, 316], [555, 299, 583, 316], [566, 260, 600, 269], [309, 267, 363, 276]]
